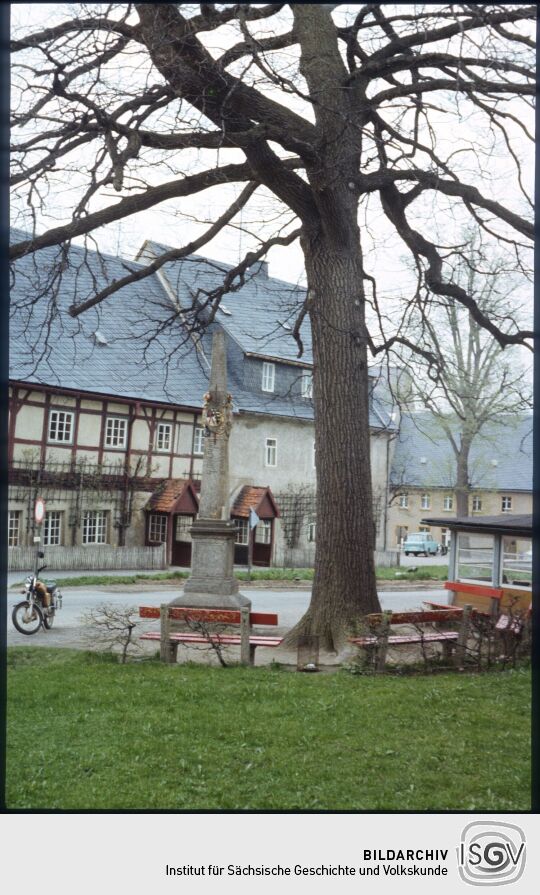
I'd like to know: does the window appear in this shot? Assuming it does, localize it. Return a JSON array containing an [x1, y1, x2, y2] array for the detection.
[[307, 521, 316, 543], [235, 518, 249, 545], [149, 514, 167, 543], [43, 511, 62, 546], [440, 528, 450, 548], [48, 410, 74, 443], [457, 532, 493, 584], [262, 362, 275, 393], [472, 495, 483, 512], [301, 370, 313, 399], [82, 510, 107, 544], [193, 426, 205, 455], [255, 520, 272, 545], [398, 493, 409, 509], [396, 525, 408, 547], [105, 416, 127, 448], [501, 536, 531, 590], [312, 441, 316, 469], [443, 494, 454, 511], [8, 511, 21, 547], [501, 495, 512, 513], [175, 516, 193, 540], [155, 422, 172, 452], [265, 437, 277, 467], [421, 493, 431, 510], [419, 525, 430, 534]]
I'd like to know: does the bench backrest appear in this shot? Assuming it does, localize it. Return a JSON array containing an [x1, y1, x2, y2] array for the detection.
[[365, 609, 465, 626], [139, 606, 278, 626]]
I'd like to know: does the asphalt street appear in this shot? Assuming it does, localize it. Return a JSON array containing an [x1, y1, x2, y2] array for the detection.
[[6, 581, 449, 650]]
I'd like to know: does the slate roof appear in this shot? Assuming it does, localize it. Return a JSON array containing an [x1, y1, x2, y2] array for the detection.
[[391, 413, 533, 492], [10, 229, 210, 408], [138, 241, 312, 364]]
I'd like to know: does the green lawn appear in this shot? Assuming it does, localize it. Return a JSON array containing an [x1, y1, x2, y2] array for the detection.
[[6, 648, 530, 811]]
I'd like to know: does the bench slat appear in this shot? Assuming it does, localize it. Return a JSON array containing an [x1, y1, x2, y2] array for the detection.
[[140, 631, 282, 647], [366, 609, 463, 625], [139, 606, 278, 626], [350, 631, 458, 647]]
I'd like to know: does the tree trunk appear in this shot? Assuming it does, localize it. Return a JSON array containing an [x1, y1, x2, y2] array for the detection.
[[286, 223, 381, 651], [455, 439, 472, 517]]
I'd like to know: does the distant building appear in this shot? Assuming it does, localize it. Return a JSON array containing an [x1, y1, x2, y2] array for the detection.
[[9, 232, 396, 568], [387, 414, 532, 550]]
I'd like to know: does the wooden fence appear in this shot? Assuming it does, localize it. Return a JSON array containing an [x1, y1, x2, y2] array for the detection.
[[8, 544, 167, 572]]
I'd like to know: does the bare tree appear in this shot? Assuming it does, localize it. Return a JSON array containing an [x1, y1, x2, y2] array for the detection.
[[394, 244, 532, 515], [80, 603, 142, 663], [10, 4, 534, 648]]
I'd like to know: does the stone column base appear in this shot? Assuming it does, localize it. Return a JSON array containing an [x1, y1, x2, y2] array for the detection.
[[172, 518, 251, 610]]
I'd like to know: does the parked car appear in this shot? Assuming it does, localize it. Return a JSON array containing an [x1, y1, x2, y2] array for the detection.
[[402, 532, 439, 556]]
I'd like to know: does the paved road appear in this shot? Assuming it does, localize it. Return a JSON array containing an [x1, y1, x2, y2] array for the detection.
[[6, 582, 449, 649]]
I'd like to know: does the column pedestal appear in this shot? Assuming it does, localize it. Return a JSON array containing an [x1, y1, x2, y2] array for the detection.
[[172, 519, 250, 609]]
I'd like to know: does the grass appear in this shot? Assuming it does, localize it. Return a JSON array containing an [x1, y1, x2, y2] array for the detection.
[[10, 565, 449, 589], [6, 648, 530, 811]]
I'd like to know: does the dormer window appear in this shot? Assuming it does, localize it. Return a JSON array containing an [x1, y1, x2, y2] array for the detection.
[[301, 370, 313, 399], [262, 362, 275, 393]]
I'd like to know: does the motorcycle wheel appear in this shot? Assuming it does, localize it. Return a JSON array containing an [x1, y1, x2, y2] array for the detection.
[[42, 607, 55, 630], [12, 601, 44, 635]]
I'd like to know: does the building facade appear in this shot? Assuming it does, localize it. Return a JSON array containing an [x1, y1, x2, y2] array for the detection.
[[387, 414, 532, 550], [9, 232, 396, 567]]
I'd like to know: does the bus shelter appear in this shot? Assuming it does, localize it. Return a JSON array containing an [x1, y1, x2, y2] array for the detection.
[[422, 514, 532, 617]]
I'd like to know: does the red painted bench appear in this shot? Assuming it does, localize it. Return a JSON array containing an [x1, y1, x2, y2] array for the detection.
[[139, 605, 282, 666], [349, 608, 472, 671]]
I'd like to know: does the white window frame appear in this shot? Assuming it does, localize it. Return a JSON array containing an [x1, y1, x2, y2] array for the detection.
[[193, 426, 205, 455], [420, 493, 431, 510], [43, 511, 62, 546], [255, 520, 272, 545], [501, 495, 512, 513], [148, 514, 167, 544], [8, 510, 21, 547], [48, 410, 74, 444], [235, 518, 249, 545], [312, 440, 316, 470], [262, 362, 275, 393], [472, 495, 483, 512], [155, 422, 172, 453], [82, 510, 108, 545], [105, 416, 127, 449], [307, 521, 316, 543], [443, 494, 454, 511], [265, 437, 277, 467], [398, 493, 409, 509], [301, 370, 313, 399]]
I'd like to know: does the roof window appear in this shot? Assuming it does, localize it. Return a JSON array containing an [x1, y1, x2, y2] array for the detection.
[[93, 330, 109, 346]]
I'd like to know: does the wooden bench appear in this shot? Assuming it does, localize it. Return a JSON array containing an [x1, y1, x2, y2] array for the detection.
[[139, 605, 282, 666], [349, 608, 472, 671]]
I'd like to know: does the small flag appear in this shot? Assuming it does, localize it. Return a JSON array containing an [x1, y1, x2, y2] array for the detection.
[[249, 508, 260, 529]]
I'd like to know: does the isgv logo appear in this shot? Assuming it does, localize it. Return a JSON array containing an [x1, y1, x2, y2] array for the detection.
[[458, 822, 526, 886]]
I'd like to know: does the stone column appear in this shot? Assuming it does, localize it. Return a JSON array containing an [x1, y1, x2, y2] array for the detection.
[[174, 331, 250, 609]]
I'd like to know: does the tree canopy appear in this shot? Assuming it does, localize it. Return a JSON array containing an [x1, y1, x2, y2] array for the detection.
[[10, 4, 535, 648]]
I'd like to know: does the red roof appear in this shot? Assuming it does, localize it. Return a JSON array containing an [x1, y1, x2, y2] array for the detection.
[[231, 485, 280, 519], [146, 479, 199, 513]]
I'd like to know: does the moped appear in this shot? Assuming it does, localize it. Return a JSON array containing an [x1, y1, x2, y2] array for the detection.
[[12, 550, 63, 635]]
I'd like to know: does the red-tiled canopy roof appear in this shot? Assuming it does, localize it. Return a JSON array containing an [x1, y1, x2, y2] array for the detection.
[[146, 479, 199, 513], [231, 485, 280, 519]]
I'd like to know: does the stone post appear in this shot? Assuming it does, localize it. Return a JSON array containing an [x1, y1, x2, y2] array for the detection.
[[174, 331, 250, 610]]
